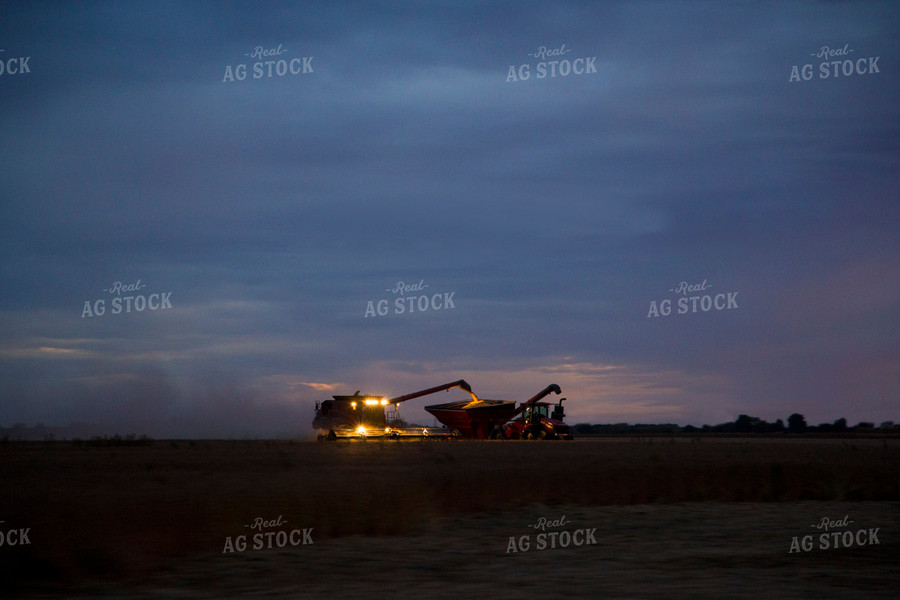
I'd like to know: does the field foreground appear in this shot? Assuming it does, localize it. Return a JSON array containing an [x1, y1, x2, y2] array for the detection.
[[1, 437, 898, 598]]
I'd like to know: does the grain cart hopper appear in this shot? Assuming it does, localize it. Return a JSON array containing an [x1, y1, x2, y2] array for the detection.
[[422, 397, 519, 439], [313, 380, 476, 440]]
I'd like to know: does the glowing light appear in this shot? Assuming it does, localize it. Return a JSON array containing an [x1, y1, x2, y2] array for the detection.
[[364, 398, 380, 406], [351, 401, 357, 409], [355, 425, 367, 435]]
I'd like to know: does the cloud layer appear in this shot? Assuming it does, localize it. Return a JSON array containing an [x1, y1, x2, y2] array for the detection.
[[1, 1, 898, 436]]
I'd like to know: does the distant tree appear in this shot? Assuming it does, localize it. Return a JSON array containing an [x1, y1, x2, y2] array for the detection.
[[772, 419, 785, 432], [710, 421, 735, 433], [832, 418, 847, 433], [787, 413, 807, 433], [734, 414, 755, 433]]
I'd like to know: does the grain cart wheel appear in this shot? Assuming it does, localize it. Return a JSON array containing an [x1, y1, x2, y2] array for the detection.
[[491, 428, 505, 440]]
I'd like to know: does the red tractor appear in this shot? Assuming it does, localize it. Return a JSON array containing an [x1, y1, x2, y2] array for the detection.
[[492, 384, 574, 440]]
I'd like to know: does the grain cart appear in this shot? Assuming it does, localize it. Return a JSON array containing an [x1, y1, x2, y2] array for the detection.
[[425, 383, 574, 440], [313, 380, 476, 440]]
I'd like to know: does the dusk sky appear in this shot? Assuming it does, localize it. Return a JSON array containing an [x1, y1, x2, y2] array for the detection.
[[1, 1, 898, 437]]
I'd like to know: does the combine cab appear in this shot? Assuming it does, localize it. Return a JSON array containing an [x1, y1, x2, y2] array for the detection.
[[313, 380, 475, 440]]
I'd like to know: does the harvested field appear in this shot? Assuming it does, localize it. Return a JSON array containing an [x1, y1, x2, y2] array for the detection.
[[1, 437, 898, 598]]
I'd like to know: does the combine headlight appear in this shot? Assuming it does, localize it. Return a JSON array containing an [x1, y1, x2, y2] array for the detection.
[[356, 425, 367, 435]]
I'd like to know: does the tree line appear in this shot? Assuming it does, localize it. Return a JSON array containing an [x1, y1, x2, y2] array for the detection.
[[574, 414, 897, 435]]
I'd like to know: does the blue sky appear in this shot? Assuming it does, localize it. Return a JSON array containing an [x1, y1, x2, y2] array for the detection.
[[1, 1, 898, 437]]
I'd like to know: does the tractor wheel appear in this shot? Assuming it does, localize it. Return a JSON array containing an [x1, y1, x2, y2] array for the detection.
[[524, 428, 539, 440], [326, 430, 337, 441]]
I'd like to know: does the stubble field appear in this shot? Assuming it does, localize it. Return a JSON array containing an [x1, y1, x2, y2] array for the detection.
[[1, 436, 898, 598]]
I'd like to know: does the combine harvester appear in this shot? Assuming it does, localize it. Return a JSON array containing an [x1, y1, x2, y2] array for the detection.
[[312, 380, 475, 440], [425, 384, 574, 440]]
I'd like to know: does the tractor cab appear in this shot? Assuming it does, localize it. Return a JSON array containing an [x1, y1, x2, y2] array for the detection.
[[522, 403, 550, 425]]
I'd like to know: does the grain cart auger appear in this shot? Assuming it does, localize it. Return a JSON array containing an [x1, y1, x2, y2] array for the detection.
[[491, 384, 574, 440], [313, 379, 476, 440]]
